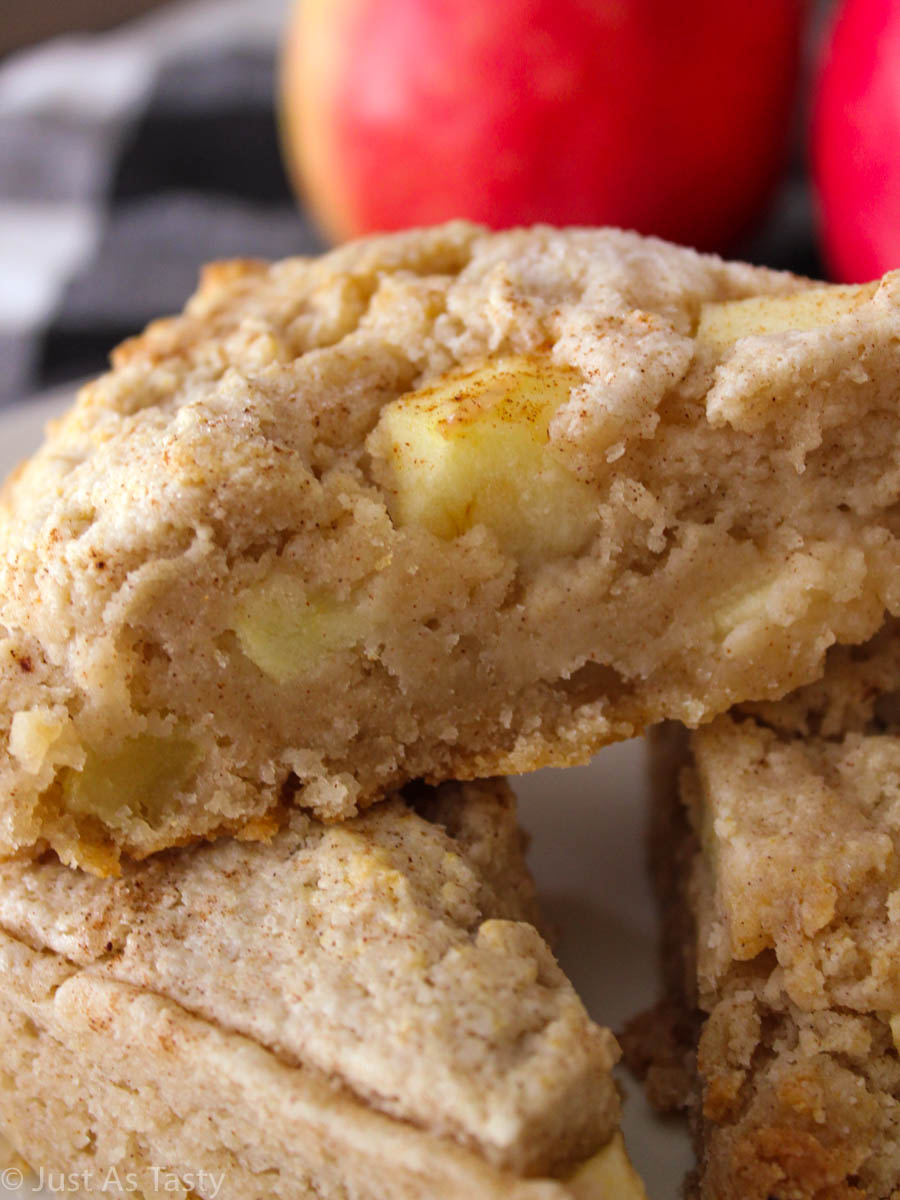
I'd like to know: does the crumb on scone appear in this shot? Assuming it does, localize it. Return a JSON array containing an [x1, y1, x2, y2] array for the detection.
[[2, 222, 900, 871], [627, 622, 900, 1200], [0, 776, 645, 1200]]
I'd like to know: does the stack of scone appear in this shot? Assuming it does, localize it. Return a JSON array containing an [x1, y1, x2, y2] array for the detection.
[[0, 221, 898, 1198], [629, 624, 900, 1199]]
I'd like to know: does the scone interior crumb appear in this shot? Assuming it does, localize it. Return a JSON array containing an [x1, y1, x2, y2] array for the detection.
[[1, 223, 899, 869]]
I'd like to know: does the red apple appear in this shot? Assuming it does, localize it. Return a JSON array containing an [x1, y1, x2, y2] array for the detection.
[[812, 0, 900, 282], [280, 0, 807, 252]]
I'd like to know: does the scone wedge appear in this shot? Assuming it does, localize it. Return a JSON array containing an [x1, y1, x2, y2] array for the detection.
[[628, 622, 900, 1199], [3, 222, 900, 871], [0, 777, 644, 1200]]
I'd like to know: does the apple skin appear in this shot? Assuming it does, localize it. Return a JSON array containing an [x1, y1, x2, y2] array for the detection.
[[812, 0, 900, 282], [281, 0, 807, 252]]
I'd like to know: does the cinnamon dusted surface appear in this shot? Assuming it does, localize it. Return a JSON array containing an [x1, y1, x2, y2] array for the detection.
[[2, 223, 899, 870], [629, 625, 900, 1199]]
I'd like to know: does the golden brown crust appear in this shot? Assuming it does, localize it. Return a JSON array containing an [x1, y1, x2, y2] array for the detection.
[[630, 625, 900, 1199]]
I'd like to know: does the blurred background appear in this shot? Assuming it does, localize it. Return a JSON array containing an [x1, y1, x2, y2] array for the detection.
[[0, 0, 321, 404], [0, 0, 895, 405]]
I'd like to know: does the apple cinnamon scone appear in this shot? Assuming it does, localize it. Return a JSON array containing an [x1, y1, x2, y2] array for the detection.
[[0, 776, 644, 1200], [627, 622, 900, 1199], [3, 221, 900, 872]]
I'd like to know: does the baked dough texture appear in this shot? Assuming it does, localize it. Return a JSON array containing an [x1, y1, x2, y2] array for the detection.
[[0, 777, 644, 1199], [629, 623, 900, 1199], [2, 221, 900, 871]]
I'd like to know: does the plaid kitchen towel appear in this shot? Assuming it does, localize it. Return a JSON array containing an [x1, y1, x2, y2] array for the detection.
[[0, 0, 326, 406], [0, 0, 821, 408]]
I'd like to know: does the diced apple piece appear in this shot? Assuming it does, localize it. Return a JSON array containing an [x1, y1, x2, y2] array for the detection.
[[712, 574, 783, 640], [9, 708, 82, 775], [63, 735, 198, 825], [368, 356, 598, 565], [697, 282, 878, 350], [233, 572, 362, 684], [566, 1133, 648, 1200], [710, 546, 859, 646]]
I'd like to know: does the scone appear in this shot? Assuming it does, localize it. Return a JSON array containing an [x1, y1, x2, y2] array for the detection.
[[0, 776, 644, 1200], [3, 222, 900, 872], [627, 623, 900, 1199]]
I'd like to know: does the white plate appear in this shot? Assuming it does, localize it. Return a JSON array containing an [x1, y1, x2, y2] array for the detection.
[[0, 387, 692, 1200]]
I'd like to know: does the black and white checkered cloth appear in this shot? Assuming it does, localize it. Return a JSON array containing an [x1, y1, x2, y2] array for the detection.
[[0, 0, 327, 406], [0, 0, 822, 408]]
